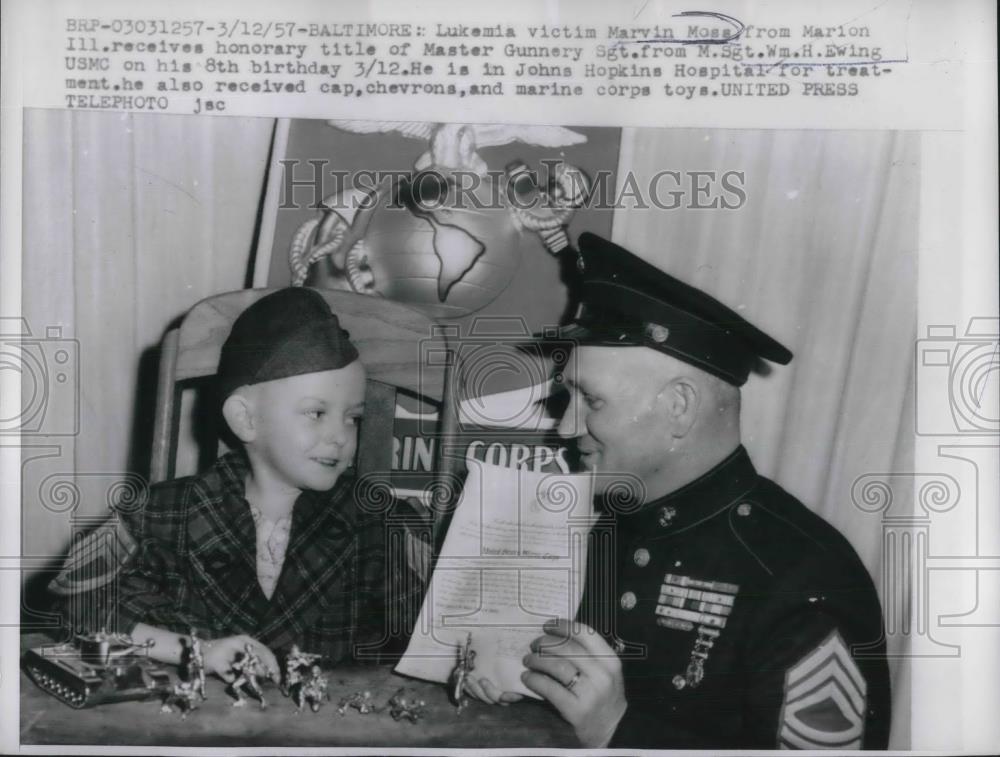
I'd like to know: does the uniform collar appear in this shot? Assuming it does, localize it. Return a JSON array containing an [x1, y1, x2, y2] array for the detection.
[[610, 445, 759, 539]]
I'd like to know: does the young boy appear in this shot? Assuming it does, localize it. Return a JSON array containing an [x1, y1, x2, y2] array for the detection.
[[84, 288, 423, 681]]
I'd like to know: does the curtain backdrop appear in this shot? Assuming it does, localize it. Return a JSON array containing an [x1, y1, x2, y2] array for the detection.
[[611, 128, 919, 749], [21, 110, 274, 609], [19, 115, 919, 745]]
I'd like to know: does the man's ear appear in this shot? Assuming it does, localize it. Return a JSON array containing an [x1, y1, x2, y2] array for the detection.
[[222, 391, 257, 443], [659, 376, 700, 439]]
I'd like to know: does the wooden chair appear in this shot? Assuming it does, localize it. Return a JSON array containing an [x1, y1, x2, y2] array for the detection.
[[150, 288, 460, 540]]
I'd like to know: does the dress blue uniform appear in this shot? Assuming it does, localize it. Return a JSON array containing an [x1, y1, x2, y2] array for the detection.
[[579, 445, 890, 748], [552, 234, 891, 748]]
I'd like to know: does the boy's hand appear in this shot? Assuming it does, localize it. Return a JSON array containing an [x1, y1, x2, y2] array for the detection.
[[464, 676, 524, 706], [203, 635, 280, 683]]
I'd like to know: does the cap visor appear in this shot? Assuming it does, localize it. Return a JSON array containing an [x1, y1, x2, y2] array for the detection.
[[522, 322, 595, 346], [523, 323, 645, 352]]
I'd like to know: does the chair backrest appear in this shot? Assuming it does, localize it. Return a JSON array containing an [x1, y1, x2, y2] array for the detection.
[[150, 288, 459, 534]]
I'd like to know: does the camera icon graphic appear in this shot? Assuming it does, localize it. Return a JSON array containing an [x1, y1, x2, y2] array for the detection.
[[419, 316, 576, 436], [915, 317, 999, 435], [0, 318, 80, 436]]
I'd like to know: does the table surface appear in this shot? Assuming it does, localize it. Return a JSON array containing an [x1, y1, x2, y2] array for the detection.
[[19, 633, 576, 748]]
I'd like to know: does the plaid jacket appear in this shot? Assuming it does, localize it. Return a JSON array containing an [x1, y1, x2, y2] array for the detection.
[[108, 453, 426, 664]]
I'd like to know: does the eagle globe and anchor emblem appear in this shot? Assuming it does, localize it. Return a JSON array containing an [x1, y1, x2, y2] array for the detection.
[[289, 121, 593, 317]]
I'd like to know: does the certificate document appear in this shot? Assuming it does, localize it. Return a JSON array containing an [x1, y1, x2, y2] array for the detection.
[[395, 460, 596, 697]]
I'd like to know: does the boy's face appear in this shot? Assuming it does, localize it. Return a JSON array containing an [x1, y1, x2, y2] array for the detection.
[[245, 362, 367, 492]]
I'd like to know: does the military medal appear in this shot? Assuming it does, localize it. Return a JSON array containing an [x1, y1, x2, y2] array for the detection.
[[673, 625, 719, 690], [655, 574, 739, 630], [655, 573, 737, 691]]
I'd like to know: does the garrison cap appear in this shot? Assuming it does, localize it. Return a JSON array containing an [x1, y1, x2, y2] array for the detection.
[[556, 233, 792, 386], [217, 287, 359, 400]]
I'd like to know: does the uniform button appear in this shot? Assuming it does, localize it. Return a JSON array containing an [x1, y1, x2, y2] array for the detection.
[[620, 591, 637, 610], [736, 503, 752, 517], [647, 323, 670, 343], [658, 505, 677, 527], [633, 548, 651, 567]]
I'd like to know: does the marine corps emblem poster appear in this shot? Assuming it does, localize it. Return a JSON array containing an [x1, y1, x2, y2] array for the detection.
[[1, 0, 997, 753]]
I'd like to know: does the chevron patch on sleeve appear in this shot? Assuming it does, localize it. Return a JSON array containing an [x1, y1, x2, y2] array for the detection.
[[778, 630, 867, 749], [405, 529, 432, 584], [47, 516, 138, 596]]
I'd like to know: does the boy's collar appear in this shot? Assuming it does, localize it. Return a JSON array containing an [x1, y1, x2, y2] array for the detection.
[[183, 452, 366, 636], [195, 452, 359, 561], [215, 450, 253, 501]]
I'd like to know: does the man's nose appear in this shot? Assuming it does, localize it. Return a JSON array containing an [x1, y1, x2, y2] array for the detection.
[[557, 394, 582, 439]]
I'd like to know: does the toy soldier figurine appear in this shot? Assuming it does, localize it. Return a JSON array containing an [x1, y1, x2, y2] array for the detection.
[[448, 633, 476, 713], [294, 665, 329, 713], [388, 687, 427, 724], [181, 628, 207, 701], [160, 680, 200, 719], [281, 643, 320, 697], [228, 643, 268, 710], [337, 690, 375, 716]]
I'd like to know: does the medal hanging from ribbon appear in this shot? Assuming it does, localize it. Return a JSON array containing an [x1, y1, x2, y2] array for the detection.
[[672, 625, 719, 690]]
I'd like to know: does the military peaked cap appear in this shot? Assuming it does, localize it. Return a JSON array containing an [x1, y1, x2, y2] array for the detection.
[[556, 233, 792, 386]]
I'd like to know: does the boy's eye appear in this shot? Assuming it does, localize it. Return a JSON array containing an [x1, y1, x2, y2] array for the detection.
[[583, 394, 604, 410], [346, 415, 364, 426], [305, 409, 325, 420]]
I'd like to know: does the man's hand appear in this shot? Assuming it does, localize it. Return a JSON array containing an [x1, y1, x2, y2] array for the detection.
[[203, 635, 280, 684], [521, 618, 627, 748]]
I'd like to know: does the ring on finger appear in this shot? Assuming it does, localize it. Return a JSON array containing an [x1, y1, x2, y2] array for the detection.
[[564, 671, 581, 692]]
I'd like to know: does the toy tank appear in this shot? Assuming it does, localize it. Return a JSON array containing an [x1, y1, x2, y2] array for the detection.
[[23, 630, 172, 708]]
